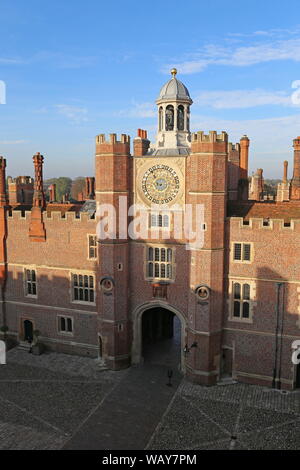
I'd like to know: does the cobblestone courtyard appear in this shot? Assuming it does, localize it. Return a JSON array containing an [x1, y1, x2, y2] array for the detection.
[[0, 349, 299, 450]]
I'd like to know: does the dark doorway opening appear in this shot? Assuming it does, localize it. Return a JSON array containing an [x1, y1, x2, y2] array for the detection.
[[296, 362, 300, 389], [98, 335, 103, 359], [221, 348, 233, 378], [142, 307, 181, 369], [23, 320, 33, 342]]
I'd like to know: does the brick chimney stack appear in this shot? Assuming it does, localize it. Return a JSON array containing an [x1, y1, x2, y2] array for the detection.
[[29, 152, 46, 242], [49, 183, 56, 203], [239, 135, 250, 180], [133, 129, 150, 157], [238, 135, 250, 200], [33, 152, 45, 208], [277, 160, 290, 202], [291, 137, 300, 200], [85, 177, 95, 199], [249, 168, 264, 201], [283, 160, 288, 184]]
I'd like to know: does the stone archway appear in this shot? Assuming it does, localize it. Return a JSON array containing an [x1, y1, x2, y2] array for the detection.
[[131, 301, 186, 372]]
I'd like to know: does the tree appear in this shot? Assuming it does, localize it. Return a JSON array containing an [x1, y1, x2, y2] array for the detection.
[[44, 177, 72, 202], [71, 177, 86, 200]]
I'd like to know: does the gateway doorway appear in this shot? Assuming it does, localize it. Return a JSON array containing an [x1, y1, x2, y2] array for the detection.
[[141, 307, 182, 369]]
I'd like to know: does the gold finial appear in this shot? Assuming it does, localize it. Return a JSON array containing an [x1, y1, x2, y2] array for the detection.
[[171, 68, 177, 77]]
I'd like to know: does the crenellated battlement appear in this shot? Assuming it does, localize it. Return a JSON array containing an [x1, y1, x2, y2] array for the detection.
[[8, 210, 31, 220], [45, 211, 95, 223], [96, 133, 130, 145], [228, 142, 240, 153], [228, 216, 300, 232], [191, 131, 228, 143], [7, 209, 96, 223]]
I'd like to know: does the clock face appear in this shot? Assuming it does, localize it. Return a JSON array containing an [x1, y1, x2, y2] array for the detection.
[[142, 164, 180, 204]]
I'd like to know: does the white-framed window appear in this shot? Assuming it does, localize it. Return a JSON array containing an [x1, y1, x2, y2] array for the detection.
[[25, 269, 37, 297], [72, 273, 95, 303], [149, 213, 170, 228], [231, 282, 251, 320], [233, 242, 252, 262], [88, 235, 97, 260], [146, 246, 174, 280], [58, 315, 73, 334]]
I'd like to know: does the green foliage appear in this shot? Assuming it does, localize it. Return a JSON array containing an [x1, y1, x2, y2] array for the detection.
[[45, 177, 72, 202], [71, 177, 86, 200]]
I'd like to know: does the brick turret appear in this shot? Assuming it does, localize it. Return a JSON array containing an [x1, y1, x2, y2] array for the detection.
[[0, 157, 8, 286], [227, 142, 240, 201], [95, 133, 131, 370], [133, 129, 150, 157], [186, 130, 228, 385], [29, 153, 46, 242]]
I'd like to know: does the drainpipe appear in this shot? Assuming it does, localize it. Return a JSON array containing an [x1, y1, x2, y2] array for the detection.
[[277, 284, 285, 390], [272, 282, 282, 389]]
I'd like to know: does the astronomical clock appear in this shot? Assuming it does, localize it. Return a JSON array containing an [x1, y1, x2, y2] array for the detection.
[[135, 158, 185, 207]]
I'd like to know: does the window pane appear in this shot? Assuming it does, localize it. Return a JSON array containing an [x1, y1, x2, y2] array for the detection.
[[73, 274, 78, 286], [148, 262, 153, 277], [74, 288, 78, 300], [79, 275, 83, 287], [148, 247, 153, 261], [167, 264, 172, 279], [84, 289, 89, 301], [31, 270, 36, 282], [90, 290, 94, 303], [26, 270, 31, 281], [155, 248, 160, 261], [155, 263, 160, 277], [243, 244, 251, 261], [233, 301, 240, 317], [234, 243, 242, 260], [89, 276, 94, 288], [161, 264, 166, 278], [233, 283, 241, 299], [67, 318, 72, 332], [27, 283, 32, 295], [163, 215, 169, 227], [32, 284, 36, 296], [84, 275, 88, 287], [61, 317, 66, 331], [161, 248, 166, 262], [167, 248, 172, 262], [158, 214, 163, 227], [151, 214, 156, 227], [242, 302, 250, 318], [243, 284, 250, 300], [79, 289, 83, 301]]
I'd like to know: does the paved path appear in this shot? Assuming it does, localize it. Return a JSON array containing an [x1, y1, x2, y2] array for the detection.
[[1, 347, 300, 450], [63, 364, 182, 450]]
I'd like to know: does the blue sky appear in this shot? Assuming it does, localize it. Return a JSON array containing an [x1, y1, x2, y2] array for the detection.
[[1, 0, 300, 178]]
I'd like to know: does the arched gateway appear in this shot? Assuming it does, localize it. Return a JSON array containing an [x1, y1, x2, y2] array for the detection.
[[131, 301, 187, 373]]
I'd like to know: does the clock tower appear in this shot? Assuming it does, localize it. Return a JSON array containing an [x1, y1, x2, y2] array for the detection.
[[96, 70, 228, 385]]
